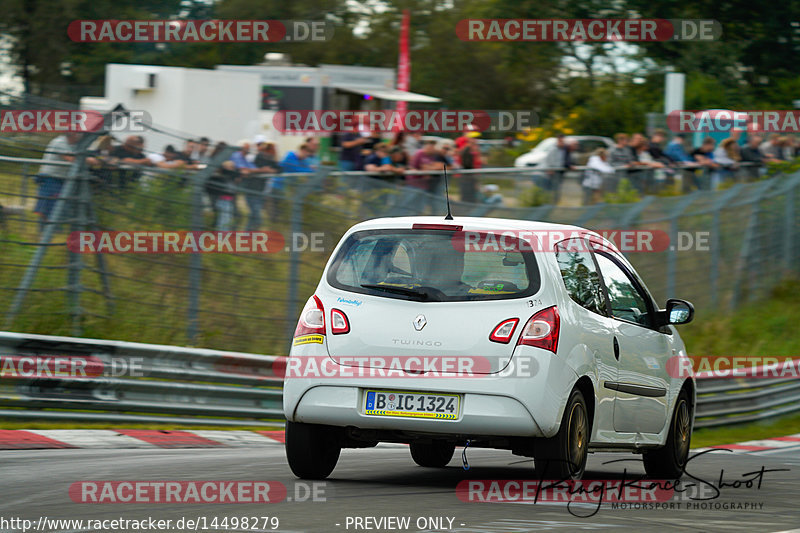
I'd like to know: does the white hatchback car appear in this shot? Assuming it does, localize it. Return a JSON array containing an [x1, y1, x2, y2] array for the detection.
[[283, 216, 695, 481]]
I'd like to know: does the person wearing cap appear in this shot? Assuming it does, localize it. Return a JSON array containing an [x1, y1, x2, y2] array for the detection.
[[456, 127, 480, 151]]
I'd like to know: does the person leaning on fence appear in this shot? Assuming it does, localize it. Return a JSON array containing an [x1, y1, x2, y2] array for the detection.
[[631, 133, 665, 192], [712, 138, 741, 189], [193, 136, 211, 164], [665, 134, 702, 191], [362, 143, 404, 209], [86, 134, 116, 191], [389, 145, 409, 171], [691, 137, 721, 190], [35, 131, 98, 230], [250, 141, 282, 226], [338, 131, 368, 171], [364, 143, 403, 182], [740, 134, 765, 179], [147, 145, 189, 169], [205, 142, 240, 231], [760, 134, 784, 163], [608, 133, 635, 167], [108, 135, 152, 189], [582, 148, 615, 205]]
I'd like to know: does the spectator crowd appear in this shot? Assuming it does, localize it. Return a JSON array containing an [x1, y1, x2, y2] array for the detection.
[[576, 129, 799, 205], [32, 123, 800, 228], [34, 127, 493, 229]]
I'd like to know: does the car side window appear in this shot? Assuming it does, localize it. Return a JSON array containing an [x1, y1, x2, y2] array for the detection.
[[554, 239, 606, 316], [594, 253, 651, 327]]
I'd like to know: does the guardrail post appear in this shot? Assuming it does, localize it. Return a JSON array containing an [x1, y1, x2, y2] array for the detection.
[[285, 169, 329, 347], [666, 195, 697, 299], [783, 178, 797, 274], [20, 162, 29, 208], [66, 164, 94, 336], [4, 133, 97, 329], [709, 184, 743, 308], [186, 147, 236, 345], [730, 180, 774, 309]]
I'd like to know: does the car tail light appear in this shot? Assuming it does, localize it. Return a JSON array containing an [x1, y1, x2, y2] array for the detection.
[[331, 308, 350, 335], [293, 295, 325, 337], [489, 318, 519, 344], [517, 306, 560, 353]]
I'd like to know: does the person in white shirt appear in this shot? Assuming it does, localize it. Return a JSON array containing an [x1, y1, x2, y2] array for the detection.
[[582, 148, 615, 205]]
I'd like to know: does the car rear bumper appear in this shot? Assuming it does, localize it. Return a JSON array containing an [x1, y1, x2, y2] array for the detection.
[[283, 348, 578, 438]]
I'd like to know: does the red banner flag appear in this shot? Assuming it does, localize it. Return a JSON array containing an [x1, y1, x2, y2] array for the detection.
[[395, 10, 411, 129]]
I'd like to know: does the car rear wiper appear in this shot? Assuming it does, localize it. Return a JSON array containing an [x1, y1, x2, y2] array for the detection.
[[360, 283, 433, 301]]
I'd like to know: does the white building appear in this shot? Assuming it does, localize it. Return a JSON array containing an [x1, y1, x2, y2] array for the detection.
[[82, 62, 440, 157], [82, 63, 262, 153]]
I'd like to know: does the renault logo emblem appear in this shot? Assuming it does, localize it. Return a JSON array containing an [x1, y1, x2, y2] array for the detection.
[[413, 314, 427, 331]]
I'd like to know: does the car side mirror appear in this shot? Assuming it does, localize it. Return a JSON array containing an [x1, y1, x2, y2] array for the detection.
[[657, 299, 694, 327]]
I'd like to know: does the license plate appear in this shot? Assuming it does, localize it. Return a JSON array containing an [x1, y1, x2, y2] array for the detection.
[[363, 390, 459, 419]]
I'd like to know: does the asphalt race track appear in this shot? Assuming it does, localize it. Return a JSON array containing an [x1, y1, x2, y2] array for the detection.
[[0, 443, 798, 533]]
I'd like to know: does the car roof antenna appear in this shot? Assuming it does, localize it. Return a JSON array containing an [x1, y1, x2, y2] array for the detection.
[[443, 163, 454, 220]]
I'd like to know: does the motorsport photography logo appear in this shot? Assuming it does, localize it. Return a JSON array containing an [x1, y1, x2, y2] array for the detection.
[[457, 453, 783, 518]]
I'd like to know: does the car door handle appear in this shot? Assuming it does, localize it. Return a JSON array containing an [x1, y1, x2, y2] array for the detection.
[[613, 337, 620, 360]]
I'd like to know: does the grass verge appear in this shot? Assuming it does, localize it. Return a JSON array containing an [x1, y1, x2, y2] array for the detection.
[[691, 411, 800, 448]]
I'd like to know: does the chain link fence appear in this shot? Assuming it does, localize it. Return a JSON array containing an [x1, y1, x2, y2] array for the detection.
[[0, 107, 797, 356]]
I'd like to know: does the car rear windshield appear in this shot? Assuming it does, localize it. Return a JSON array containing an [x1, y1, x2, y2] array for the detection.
[[327, 229, 540, 302]]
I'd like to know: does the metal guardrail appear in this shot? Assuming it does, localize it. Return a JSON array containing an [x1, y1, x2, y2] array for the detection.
[[0, 331, 284, 427], [694, 371, 800, 428], [1, 331, 797, 430]]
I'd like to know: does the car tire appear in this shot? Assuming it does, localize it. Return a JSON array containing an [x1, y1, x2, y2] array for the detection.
[[534, 388, 590, 480], [643, 389, 692, 479], [410, 441, 455, 468], [285, 421, 341, 480]]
